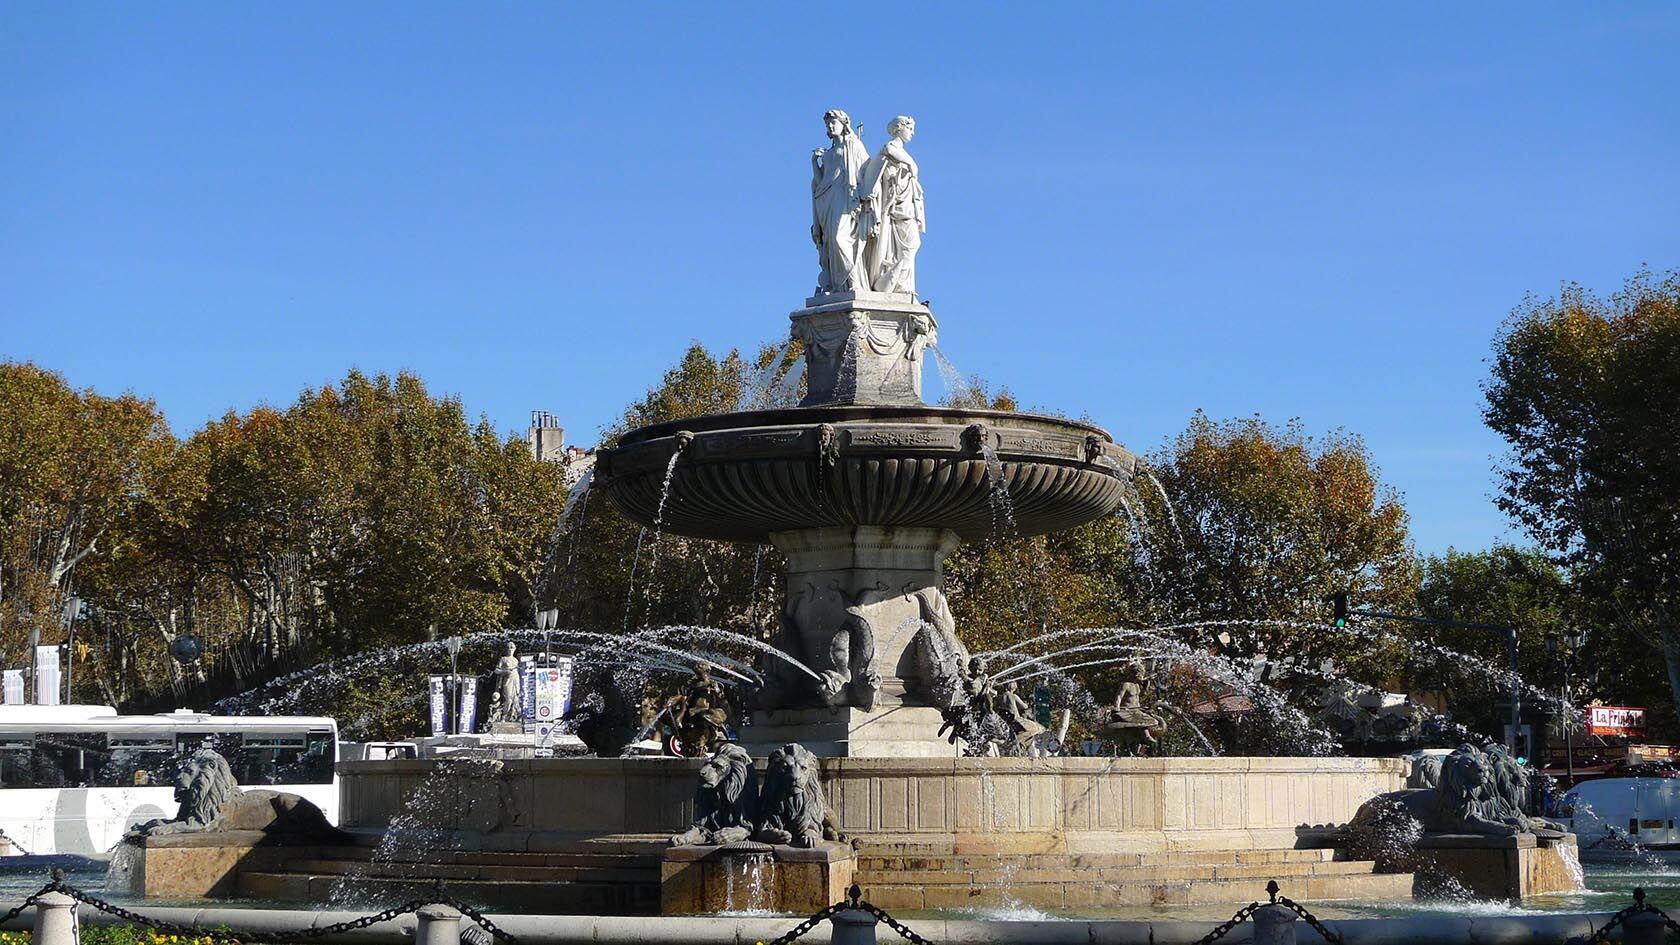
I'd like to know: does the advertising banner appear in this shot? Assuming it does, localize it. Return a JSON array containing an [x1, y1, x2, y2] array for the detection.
[[1587, 705, 1647, 738], [428, 676, 448, 736], [34, 646, 60, 706], [2, 670, 22, 705], [529, 658, 575, 755], [456, 676, 479, 735], [519, 656, 537, 733]]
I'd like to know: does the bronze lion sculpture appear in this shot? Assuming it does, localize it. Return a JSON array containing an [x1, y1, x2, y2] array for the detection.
[[128, 748, 346, 841], [669, 744, 759, 846], [754, 743, 842, 848]]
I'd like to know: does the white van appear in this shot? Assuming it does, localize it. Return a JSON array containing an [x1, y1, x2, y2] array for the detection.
[[1564, 777, 1680, 852]]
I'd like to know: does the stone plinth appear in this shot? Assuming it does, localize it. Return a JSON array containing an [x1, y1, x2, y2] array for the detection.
[[791, 293, 935, 407], [340, 756, 1406, 854], [660, 841, 854, 915], [1410, 833, 1582, 901], [741, 706, 958, 758], [107, 832, 292, 899]]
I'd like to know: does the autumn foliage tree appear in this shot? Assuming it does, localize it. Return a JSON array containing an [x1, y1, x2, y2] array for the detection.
[[1484, 267, 1680, 711]]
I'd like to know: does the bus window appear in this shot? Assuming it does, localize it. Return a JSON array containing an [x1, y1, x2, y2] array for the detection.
[[32, 732, 107, 787], [232, 732, 333, 785], [102, 738, 175, 788], [0, 739, 32, 788]]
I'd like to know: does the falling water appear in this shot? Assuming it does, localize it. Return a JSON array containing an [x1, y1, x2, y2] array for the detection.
[[738, 341, 794, 410], [633, 450, 687, 628], [929, 344, 970, 403], [721, 852, 775, 914], [978, 441, 1018, 541], [773, 357, 806, 405]]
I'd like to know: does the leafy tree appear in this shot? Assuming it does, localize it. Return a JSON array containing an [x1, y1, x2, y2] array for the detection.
[[0, 362, 173, 678], [1483, 268, 1680, 711]]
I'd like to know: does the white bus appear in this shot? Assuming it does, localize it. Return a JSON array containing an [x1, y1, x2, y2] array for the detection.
[[0, 705, 338, 857]]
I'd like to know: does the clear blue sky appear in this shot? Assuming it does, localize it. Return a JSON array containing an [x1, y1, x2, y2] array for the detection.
[[3, 4, 1675, 555]]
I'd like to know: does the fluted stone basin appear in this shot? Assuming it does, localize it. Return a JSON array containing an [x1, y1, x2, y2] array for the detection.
[[594, 404, 1138, 543]]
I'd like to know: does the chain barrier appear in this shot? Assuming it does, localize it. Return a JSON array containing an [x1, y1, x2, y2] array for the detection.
[[758, 884, 937, 945], [1, 871, 518, 945], [1270, 880, 1345, 944], [1189, 900, 1263, 945], [1585, 886, 1680, 944]]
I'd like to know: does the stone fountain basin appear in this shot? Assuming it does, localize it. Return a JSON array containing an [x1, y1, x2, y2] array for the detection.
[[594, 405, 1138, 542]]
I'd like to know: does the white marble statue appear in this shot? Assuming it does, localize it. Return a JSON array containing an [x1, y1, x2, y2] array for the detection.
[[858, 115, 924, 296], [810, 109, 871, 294]]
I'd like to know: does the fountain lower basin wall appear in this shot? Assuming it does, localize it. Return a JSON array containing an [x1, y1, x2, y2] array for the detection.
[[340, 756, 1403, 852]]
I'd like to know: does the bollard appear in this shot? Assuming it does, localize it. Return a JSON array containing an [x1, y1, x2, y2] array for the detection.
[[830, 908, 878, 945], [1251, 903, 1297, 945], [33, 891, 77, 945], [414, 903, 464, 945], [1623, 910, 1666, 945]]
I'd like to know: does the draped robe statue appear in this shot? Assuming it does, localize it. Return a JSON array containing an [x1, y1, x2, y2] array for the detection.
[[858, 115, 924, 296], [810, 110, 871, 294]]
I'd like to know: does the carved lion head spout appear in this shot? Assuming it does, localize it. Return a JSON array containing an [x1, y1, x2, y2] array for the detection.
[[669, 743, 758, 847], [755, 743, 842, 849]]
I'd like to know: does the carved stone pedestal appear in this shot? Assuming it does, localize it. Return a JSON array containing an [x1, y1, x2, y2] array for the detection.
[[742, 705, 958, 758], [792, 293, 936, 407], [758, 525, 964, 726], [106, 832, 291, 899], [1410, 832, 1581, 900], [660, 841, 854, 915]]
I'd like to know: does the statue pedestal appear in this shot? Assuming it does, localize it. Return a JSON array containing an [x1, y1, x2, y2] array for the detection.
[[660, 841, 854, 915], [791, 294, 935, 407], [107, 832, 293, 899], [1410, 832, 1581, 900], [741, 705, 958, 758]]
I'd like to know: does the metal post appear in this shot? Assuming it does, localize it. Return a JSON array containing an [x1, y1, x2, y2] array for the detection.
[[414, 903, 463, 945], [32, 890, 77, 945], [1623, 910, 1665, 945], [830, 908, 878, 945], [1563, 646, 1575, 786], [1508, 628, 1521, 754], [1252, 903, 1298, 945]]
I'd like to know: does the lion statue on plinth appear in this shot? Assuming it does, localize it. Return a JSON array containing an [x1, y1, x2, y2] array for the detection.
[[128, 748, 347, 841], [754, 743, 843, 848], [1345, 743, 1565, 866], [669, 744, 759, 846]]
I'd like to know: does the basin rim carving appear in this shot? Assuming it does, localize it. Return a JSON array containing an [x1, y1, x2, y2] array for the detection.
[[595, 405, 1138, 543]]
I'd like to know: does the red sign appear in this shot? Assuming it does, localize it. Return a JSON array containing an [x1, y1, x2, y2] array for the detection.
[[1587, 705, 1647, 737]]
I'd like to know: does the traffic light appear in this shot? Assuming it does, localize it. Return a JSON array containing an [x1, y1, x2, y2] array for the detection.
[[1330, 591, 1349, 628]]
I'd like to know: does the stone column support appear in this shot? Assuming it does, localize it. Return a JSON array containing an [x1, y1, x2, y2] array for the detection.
[[32, 891, 77, 945], [769, 525, 960, 707], [414, 904, 463, 945], [829, 908, 878, 945], [1251, 903, 1297, 945]]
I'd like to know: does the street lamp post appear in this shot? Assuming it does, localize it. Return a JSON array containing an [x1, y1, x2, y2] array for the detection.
[[444, 635, 464, 735], [61, 596, 81, 705], [1549, 628, 1588, 786]]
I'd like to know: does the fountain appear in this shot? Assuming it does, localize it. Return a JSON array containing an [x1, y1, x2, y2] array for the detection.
[[238, 110, 1576, 918]]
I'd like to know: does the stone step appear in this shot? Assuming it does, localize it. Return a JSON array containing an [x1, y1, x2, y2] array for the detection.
[[273, 859, 657, 884], [859, 869, 1414, 912], [854, 847, 1339, 871], [237, 872, 660, 916], [854, 858, 1385, 887], [304, 847, 660, 869]]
